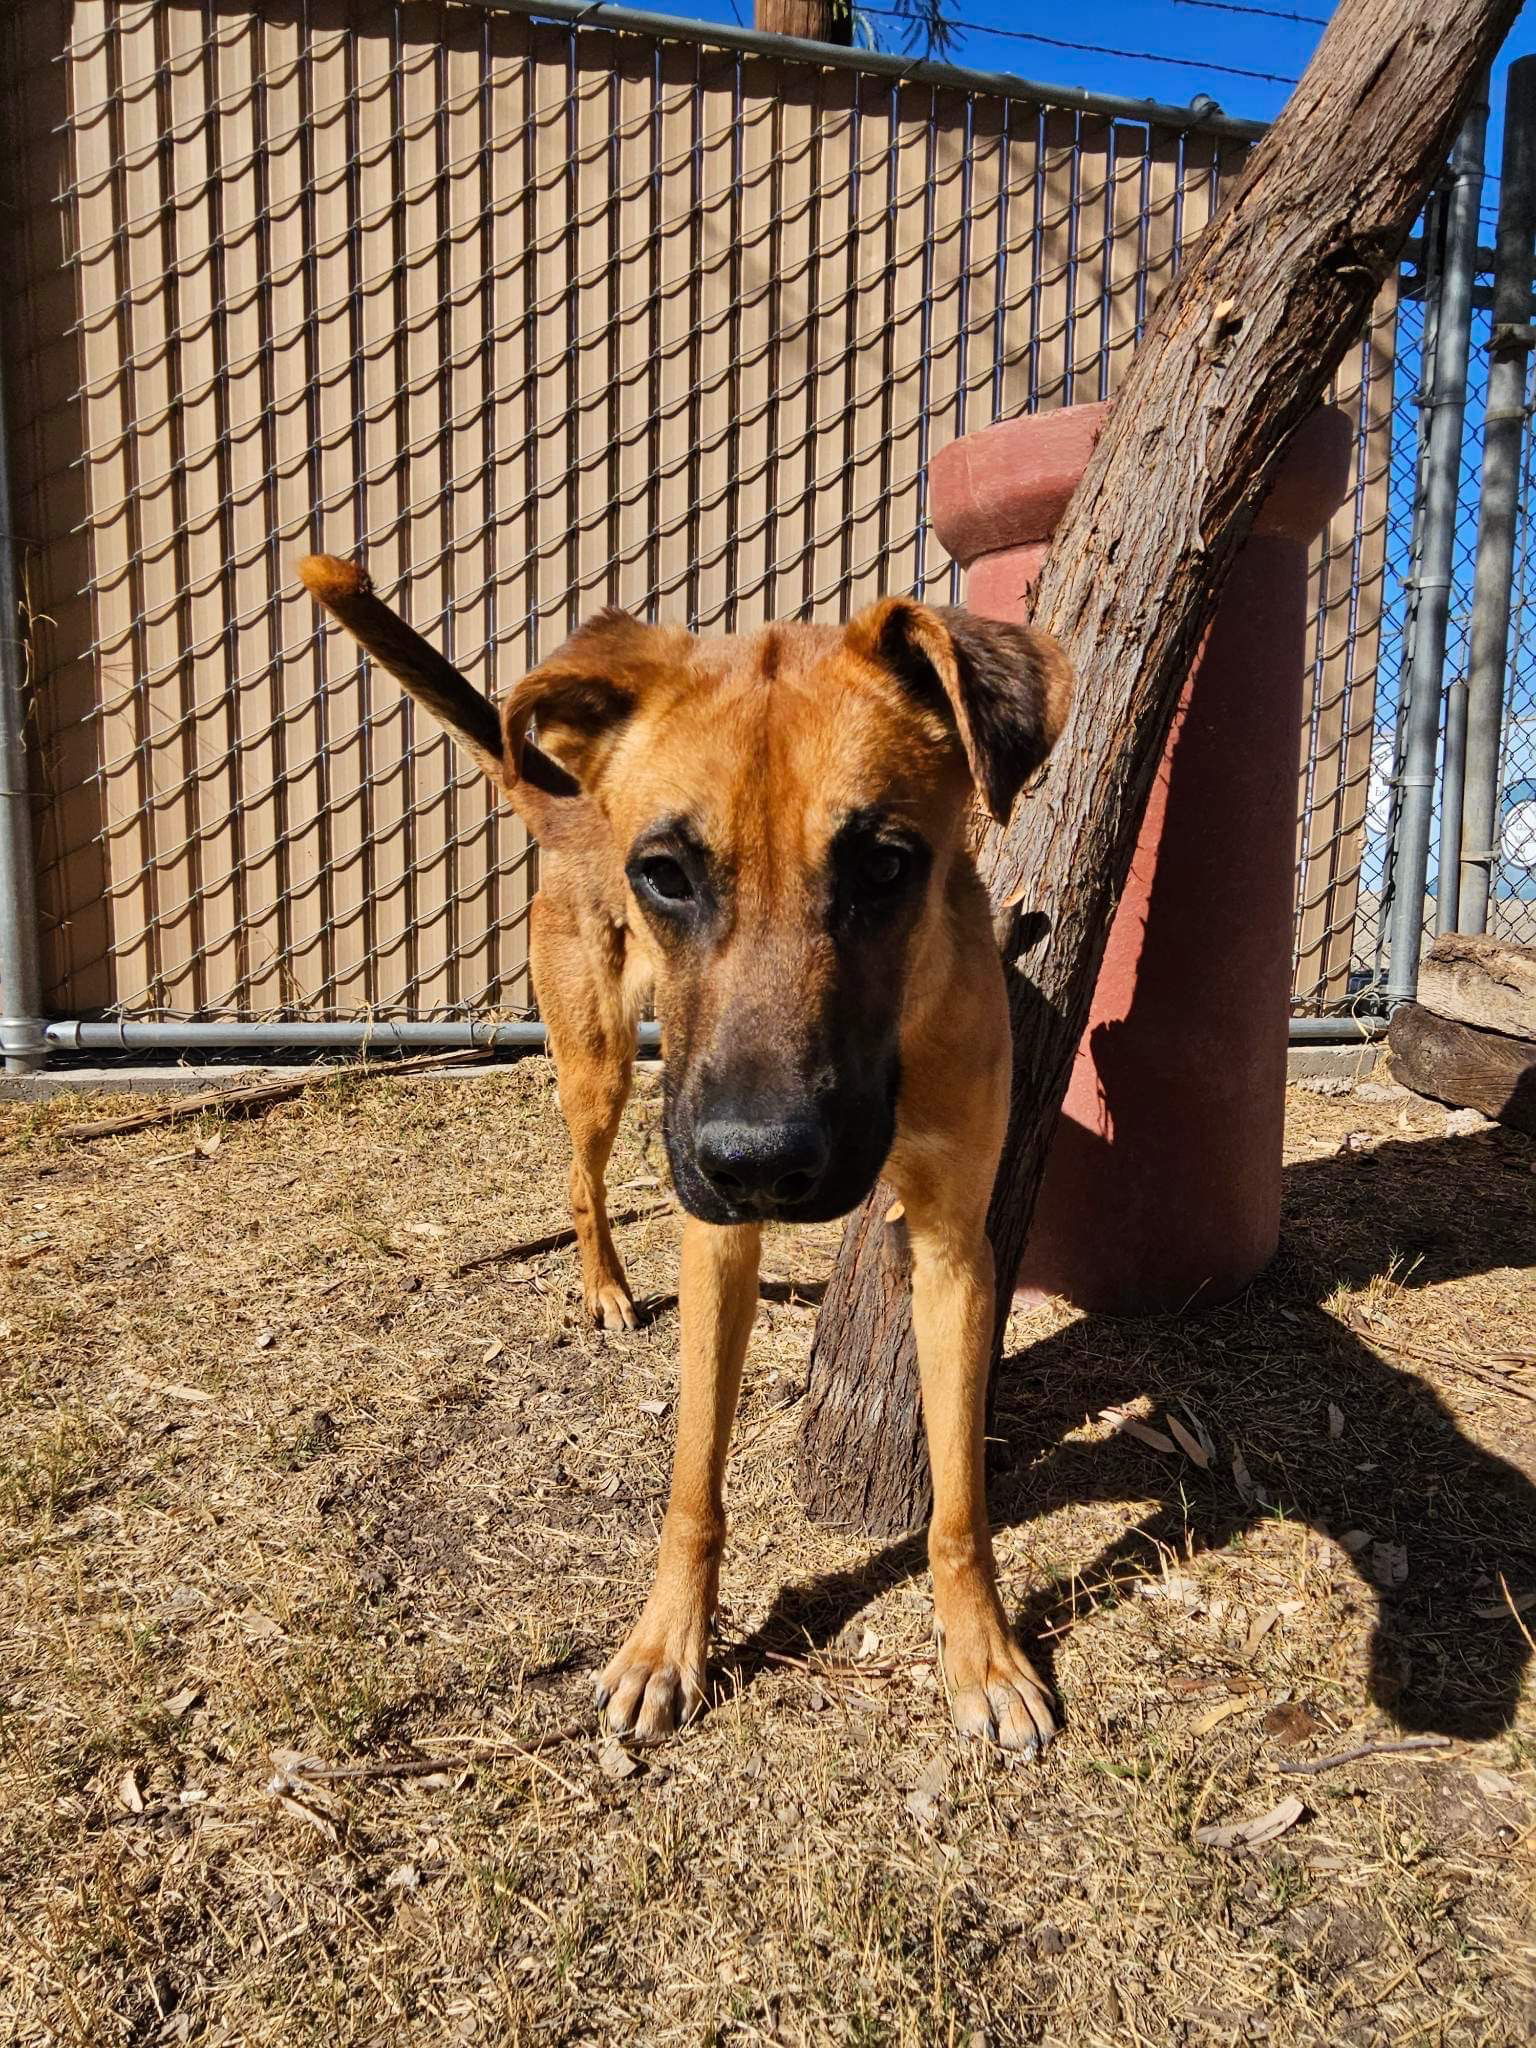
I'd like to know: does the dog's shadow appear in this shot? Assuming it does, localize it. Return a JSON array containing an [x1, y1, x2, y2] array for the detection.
[[723, 1123, 1536, 1741]]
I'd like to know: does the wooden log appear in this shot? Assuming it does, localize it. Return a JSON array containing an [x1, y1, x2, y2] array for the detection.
[[1417, 933, 1536, 1041], [1387, 1003, 1536, 1134], [798, 0, 1521, 1536]]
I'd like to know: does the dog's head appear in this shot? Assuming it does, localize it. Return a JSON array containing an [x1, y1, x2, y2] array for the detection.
[[504, 600, 1072, 1225]]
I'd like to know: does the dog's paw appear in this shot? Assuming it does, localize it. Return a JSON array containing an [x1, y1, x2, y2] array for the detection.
[[586, 1279, 638, 1332], [939, 1621, 1057, 1758], [594, 1624, 708, 1743]]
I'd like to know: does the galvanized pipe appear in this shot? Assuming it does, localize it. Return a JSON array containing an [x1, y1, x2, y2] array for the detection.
[[42, 1014, 1369, 1058], [486, 0, 1268, 140], [1435, 674, 1469, 932], [1459, 55, 1536, 936], [45, 1018, 662, 1053], [0, 341, 46, 1076], [1285, 1015, 1389, 1043], [1383, 87, 1489, 1003]]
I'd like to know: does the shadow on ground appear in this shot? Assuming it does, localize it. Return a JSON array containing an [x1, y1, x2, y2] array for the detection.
[[727, 1122, 1536, 1741]]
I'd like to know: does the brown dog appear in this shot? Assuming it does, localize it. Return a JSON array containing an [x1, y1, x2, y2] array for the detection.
[[297, 556, 1072, 1754]]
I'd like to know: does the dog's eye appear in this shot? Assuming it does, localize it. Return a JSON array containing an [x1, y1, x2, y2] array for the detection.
[[636, 855, 695, 905], [857, 844, 910, 893]]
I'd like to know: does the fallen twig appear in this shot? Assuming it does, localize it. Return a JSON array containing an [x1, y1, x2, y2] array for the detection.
[[279, 1719, 589, 1783], [1502, 1573, 1536, 1657], [1351, 1323, 1536, 1406], [454, 1202, 673, 1274], [60, 1047, 492, 1142], [1274, 1735, 1453, 1776]]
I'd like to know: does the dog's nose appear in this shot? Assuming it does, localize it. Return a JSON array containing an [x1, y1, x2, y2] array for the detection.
[[695, 1115, 830, 1210]]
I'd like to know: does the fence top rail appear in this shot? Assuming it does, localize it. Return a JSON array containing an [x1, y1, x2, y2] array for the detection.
[[459, 0, 1271, 141]]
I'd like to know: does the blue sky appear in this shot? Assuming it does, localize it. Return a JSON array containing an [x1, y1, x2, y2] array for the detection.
[[678, 0, 1533, 186]]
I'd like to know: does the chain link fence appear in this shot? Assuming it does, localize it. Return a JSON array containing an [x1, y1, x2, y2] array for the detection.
[[1346, 163, 1536, 1004], [2, 0, 1530, 1059]]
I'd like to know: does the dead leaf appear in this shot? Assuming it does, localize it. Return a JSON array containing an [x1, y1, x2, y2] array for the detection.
[[1263, 1702, 1321, 1747], [164, 1685, 202, 1719], [1243, 1606, 1283, 1659], [598, 1738, 641, 1781], [1194, 1794, 1306, 1850], [1327, 1402, 1344, 1440], [273, 1789, 339, 1842], [117, 1767, 145, 1813], [255, 1328, 278, 1351], [123, 1369, 216, 1405], [1134, 1573, 1203, 1610], [1472, 1588, 1534, 1618], [1338, 1528, 1371, 1554], [241, 1611, 284, 1641], [481, 1339, 504, 1365], [1192, 1695, 1250, 1735], [1176, 1404, 1217, 1465], [857, 1626, 881, 1661], [1101, 1407, 1179, 1456], [1230, 1445, 1257, 1506], [884, 1200, 906, 1224], [905, 1754, 950, 1826], [637, 1399, 669, 1420], [1369, 1541, 1408, 1589], [1473, 1768, 1519, 1799], [1166, 1413, 1210, 1470]]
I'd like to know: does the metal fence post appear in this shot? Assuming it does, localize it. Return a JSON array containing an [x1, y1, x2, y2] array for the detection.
[[0, 343, 46, 1075], [1384, 86, 1489, 999], [1459, 55, 1536, 937]]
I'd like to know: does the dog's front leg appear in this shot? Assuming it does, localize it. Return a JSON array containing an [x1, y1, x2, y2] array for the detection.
[[597, 1216, 761, 1741], [905, 1203, 1057, 1756]]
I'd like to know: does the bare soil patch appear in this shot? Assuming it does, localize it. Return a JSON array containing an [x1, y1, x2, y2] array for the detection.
[[3, 1064, 1534, 2044]]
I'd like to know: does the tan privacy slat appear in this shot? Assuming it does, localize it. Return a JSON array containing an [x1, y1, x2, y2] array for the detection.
[[8, 3, 1386, 1024]]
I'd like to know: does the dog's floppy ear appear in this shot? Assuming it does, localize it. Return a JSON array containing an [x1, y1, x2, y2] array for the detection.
[[500, 608, 690, 798], [850, 598, 1074, 823]]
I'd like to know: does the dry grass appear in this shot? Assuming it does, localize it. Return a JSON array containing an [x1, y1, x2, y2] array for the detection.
[[3, 1062, 1534, 2046]]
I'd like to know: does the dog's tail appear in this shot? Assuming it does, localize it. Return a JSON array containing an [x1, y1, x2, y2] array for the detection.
[[296, 554, 506, 785]]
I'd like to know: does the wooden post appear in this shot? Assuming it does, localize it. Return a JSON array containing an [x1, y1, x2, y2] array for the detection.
[[797, 0, 1523, 1536], [752, 2, 853, 45]]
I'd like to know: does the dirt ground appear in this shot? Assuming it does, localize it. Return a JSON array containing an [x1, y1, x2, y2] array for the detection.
[[3, 1061, 1534, 2047]]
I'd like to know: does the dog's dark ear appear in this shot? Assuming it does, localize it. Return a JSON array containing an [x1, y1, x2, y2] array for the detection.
[[851, 598, 1074, 823], [502, 609, 692, 837]]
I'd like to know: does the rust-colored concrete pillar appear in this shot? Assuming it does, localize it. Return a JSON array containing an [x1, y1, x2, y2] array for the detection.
[[930, 403, 1352, 1314]]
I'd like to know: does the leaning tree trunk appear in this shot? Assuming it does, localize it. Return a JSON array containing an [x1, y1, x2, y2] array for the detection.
[[797, 0, 1521, 1536], [754, 1, 854, 44]]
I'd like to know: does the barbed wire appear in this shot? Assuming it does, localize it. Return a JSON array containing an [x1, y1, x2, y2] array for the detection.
[[857, 7, 1301, 85], [1170, 0, 1327, 26]]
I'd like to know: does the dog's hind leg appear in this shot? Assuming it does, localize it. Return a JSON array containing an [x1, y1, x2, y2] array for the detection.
[[530, 885, 643, 1331]]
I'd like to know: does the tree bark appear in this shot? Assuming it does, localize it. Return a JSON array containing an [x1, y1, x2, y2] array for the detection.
[[798, 0, 1522, 1537], [1417, 933, 1536, 1040], [1387, 1003, 1536, 1134], [754, 1, 854, 44]]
